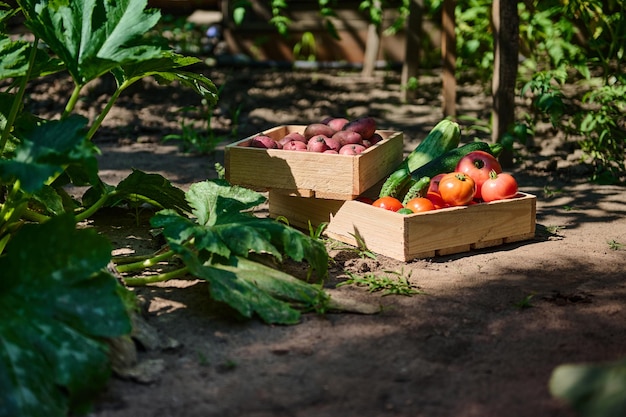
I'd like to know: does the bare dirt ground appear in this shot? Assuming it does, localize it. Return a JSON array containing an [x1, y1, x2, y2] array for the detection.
[[41, 67, 625, 417]]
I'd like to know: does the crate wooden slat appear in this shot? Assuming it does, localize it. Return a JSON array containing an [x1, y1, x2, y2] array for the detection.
[[225, 125, 403, 200], [268, 191, 537, 262]]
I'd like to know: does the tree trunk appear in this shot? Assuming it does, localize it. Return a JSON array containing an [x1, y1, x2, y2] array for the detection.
[[400, 0, 423, 102], [491, 0, 519, 167], [441, 0, 456, 116], [362, 0, 383, 78]]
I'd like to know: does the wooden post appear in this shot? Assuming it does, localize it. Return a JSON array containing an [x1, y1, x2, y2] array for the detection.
[[362, 0, 383, 78], [491, 0, 519, 167], [400, 0, 423, 102], [441, 0, 456, 116]]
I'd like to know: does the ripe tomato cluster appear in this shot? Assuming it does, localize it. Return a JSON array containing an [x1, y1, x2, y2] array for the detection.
[[429, 150, 519, 208], [370, 150, 520, 213]]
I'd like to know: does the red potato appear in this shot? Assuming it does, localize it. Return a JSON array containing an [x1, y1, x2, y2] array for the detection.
[[303, 123, 336, 140], [282, 140, 308, 151], [339, 144, 367, 155], [369, 132, 384, 145], [332, 130, 363, 146], [323, 149, 339, 154], [325, 117, 350, 131], [323, 136, 342, 152], [343, 116, 376, 140], [307, 135, 330, 153], [249, 135, 279, 149], [277, 133, 306, 147]]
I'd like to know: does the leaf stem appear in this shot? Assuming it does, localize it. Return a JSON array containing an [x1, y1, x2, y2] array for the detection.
[[75, 190, 117, 222], [115, 249, 177, 273], [62, 83, 83, 119], [122, 266, 191, 286], [0, 37, 39, 156], [86, 80, 132, 140]]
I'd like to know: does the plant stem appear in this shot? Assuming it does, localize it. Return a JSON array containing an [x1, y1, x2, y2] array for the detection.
[[62, 83, 83, 119], [115, 249, 177, 273], [86, 80, 131, 140], [75, 190, 117, 222], [122, 266, 191, 286], [0, 37, 39, 156], [112, 246, 171, 264]]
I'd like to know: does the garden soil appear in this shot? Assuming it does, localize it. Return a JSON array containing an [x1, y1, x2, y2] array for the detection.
[[38, 67, 625, 417]]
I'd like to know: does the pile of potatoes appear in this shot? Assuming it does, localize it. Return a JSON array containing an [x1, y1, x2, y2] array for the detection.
[[246, 116, 383, 155]]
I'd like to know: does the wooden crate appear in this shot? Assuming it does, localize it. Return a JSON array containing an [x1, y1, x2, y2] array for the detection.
[[269, 191, 537, 262], [225, 125, 404, 200]]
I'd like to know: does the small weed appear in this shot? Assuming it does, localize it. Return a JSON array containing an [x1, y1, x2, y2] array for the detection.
[[337, 269, 424, 297], [349, 232, 377, 260], [543, 186, 563, 198], [308, 220, 328, 241], [607, 240, 624, 251], [514, 294, 535, 309], [197, 351, 210, 366], [562, 205, 575, 211], [545, 225, 565, 235]]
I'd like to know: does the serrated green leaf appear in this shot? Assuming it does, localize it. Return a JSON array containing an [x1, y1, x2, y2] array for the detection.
[[186, 180, 266, 226], [184, 254, 303, 324], [115, 169, 190, 213], [0, 115, 98, 192], [550, 359, 626, 417], [0, 214, 132, 417], [113, 52, 219, 107], [151, 209, 232, 259], [18, 0, 163, 84]]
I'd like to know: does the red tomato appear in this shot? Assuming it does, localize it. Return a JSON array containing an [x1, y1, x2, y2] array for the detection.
[[356, 196, 374, 205], [404, 197, 436, 213], [438, 172, 476, 206], [455, 150, 502, 200], [481, 170, 519, 202], [372, 196, 404, 212]]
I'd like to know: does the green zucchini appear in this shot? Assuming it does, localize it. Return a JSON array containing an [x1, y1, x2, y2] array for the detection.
[[401, 141, 503, 204], [379, 119, 461, 199]]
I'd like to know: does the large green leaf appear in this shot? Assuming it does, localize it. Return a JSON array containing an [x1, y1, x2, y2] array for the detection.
[[186, 179, 267, 226], [18, 0, 163, 84], [184, 253, 325, 325], [114, 169, 191, 213], [550, 359, 626, 417], [0, 35, 65, 82], [149, 179, 330, 324], [0, 213, 132, 417], [0, 115, 98, 193], [113, 51, 219, 107]]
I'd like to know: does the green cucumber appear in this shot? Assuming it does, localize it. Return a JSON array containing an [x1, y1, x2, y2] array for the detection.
[[379, 119, 461, 199]]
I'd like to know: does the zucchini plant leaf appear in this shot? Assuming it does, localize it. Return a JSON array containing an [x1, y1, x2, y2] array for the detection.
[[18, 0, 163, 84], [550, 359, 626, 417], [112, 51, 219, 107], [150, 179, 330, 324], [114, 169, 191, 213], [185, 179, 266, 226], [0, 214, 132, 417], [0, 35, 65, 82], [0, 115, 98, 193]]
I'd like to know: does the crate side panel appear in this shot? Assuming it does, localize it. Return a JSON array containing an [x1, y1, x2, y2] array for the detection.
[[404, 194, 536, 257], [268, 191, 344, 230], [325, 200, 408, 261], [225, 126, 404, 198]]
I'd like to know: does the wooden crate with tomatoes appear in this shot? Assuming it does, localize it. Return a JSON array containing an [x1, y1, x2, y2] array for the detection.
[[267, 119, 537, 261], [224, 118, 404, 200], [268, 190, 537, 262]]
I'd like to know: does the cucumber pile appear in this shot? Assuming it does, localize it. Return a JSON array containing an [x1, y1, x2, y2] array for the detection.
[[379, 119, 502, 204]]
